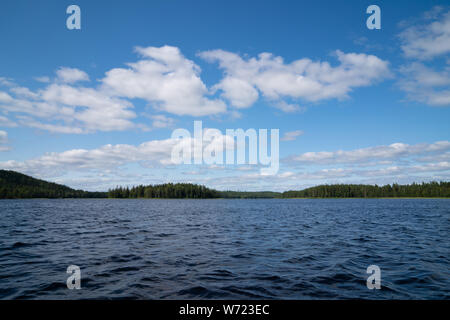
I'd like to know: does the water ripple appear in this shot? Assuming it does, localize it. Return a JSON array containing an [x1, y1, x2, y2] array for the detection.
[[0, 198, 449, 299]]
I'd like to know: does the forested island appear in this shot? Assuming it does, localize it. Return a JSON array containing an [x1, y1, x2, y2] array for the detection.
[[1, 169, 449, 199], [107, 183, 220, 199]]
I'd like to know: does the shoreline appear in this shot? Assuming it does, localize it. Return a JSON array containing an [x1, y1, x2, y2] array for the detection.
[[1, 197, 449, 200]]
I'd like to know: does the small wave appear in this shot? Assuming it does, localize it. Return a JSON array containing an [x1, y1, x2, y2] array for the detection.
[[207, 269, 234, 277], [283, 255, 316, 264], [110, 266, 141, 273], [106, 254, 143, 263], [155, 233, 175, 238], [230, 253, 255, 259], [313, 272, 359, 284], [177, 286, 214, 298], [11, 242, 33, 249], [173, 286, 228, 299], [220, 285, 270, 299], [253, 275, 289, 283]]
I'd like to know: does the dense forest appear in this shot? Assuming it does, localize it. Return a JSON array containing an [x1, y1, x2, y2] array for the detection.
[[108, 186, 279, 199], [1, 170, 449, 199], [219, 191, 281, 199], [108, 183, 220, 199], [0, 170, 106, 199], [281, 182, 450, 198], [109, 182, 450, 198]]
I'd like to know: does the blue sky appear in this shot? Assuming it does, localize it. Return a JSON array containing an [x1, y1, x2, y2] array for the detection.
[[0, 0, 449, 191]]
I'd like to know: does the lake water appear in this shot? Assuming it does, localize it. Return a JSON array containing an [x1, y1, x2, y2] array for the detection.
[[0, 199, 448, 299]]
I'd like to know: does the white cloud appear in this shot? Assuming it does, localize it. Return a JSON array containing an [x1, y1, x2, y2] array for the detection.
[[56, 67, 90, 83], [149, 114, 175, 129], [399, 62, 450, 106], [361, 162, 450, 177], [0, 84, 137, 133], [40, 84, 136, 132], [1, 46, 228, 133], [0, 132, 234, 177], [0, 91, 14, 103], [213, 158, 450, 191], [34, 76, 50, 83], [274, 101, 303, 113], [17, 116, 85, 134], [0, 115, 18, 127], [212, 77, 258, 108], [399, 8, 450, 60], [281, 130, 304, 141], [199, 49, 390, 109], [202, 161, 450, 191], [398, 7, 450, 106], [229, 110, 242, 119], [0, 130, 8, 142], [10, 87, 39, 99], [0, 45, 395, 133], [0, 138, 176, 177], [102, 45, 226, 116], [0, 77, 14, 87], [0, 130, 10, 151], [1, 136, 449, 191], [290, 141, 450, 165]]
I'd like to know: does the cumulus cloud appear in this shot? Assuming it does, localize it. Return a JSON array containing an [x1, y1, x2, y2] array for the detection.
[[281, 130, 304, 141], [102, 45, 226, 116], [199, 49, 390, 109], [10, 87, 39, 99], [0, 45, 395, 133], [0, 132, 234, 177], [289, 141, 450, 164], [0, 46, 229, 134], [0, 138, 177, 177], [0, 84, 137, 133], [40, 84, 136, 131], [399, 62, 450, 106], [398, 7, 450, 106], [399, 8, 450, 60], [56, 67, 90, 83]]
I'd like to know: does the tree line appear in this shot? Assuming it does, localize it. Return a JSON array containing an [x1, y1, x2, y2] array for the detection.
[[108, 183, 220, 199], [281, 182, 450, 198]]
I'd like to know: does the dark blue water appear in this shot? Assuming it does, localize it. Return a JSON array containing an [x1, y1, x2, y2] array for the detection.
[[0, 199, 448, 299]]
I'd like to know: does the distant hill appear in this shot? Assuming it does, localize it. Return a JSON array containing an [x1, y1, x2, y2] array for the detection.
[[0, 170, 106, 199]]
